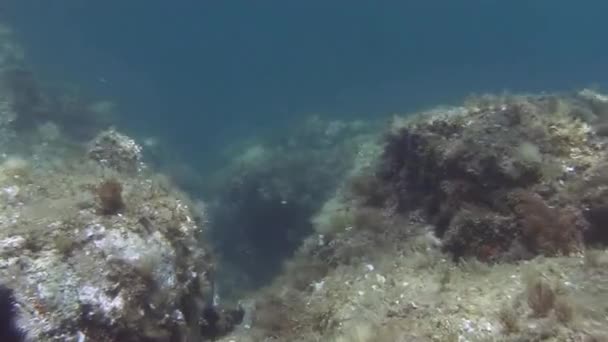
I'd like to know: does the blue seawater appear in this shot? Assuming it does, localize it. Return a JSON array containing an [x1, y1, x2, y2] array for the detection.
[[3, 1, 607, 171]]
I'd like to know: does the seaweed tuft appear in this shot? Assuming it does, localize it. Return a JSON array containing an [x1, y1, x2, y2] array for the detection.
[[96, 179, 125, 215]]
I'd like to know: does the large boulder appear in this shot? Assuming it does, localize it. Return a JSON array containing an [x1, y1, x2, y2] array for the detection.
[[0, 130, 221, 341]]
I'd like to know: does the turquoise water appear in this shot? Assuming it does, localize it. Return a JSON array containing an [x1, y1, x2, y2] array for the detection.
[[4, 1, 607, 171]]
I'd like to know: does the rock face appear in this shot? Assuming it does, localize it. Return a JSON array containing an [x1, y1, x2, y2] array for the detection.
[[0, 21, 246, 340], [212, 92, 608, 342], [0, 130, 216, 341], [88, 129, 144, 173], [372, 93, 607, 260]]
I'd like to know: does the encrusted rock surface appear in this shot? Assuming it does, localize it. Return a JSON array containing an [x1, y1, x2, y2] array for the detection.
[[0, 135, 215, 341], [215, 92, 608, 341], [372, 93, 607, 260], [0, 20, 249, 341], [88, 129, 144, 173]]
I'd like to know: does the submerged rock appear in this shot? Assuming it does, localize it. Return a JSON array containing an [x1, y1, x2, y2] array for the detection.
[[0, 20, 248, 340], [215, 91, 608, 341], [88, 129, 144, 173], [370, 93, 605, 260], [0, 129, 220, 341]]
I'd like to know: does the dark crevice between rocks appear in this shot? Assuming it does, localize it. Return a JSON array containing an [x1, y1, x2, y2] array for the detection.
[[209, 178, 320, 292]]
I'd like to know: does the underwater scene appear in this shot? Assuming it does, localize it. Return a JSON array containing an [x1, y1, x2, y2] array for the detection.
[[0, 1, 608, 341]]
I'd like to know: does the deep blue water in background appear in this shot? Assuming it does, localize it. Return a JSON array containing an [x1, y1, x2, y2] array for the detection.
[[2, 1, 607, 170]]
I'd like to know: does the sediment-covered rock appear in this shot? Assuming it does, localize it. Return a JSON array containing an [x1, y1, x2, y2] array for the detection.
[[88, 129, 144, 173], [215, 91, 608, 341], [0, 132, 217, 341], [370, 93, 608, 260]]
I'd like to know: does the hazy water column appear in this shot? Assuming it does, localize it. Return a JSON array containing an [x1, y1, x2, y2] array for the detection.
[[3, 1, 607, 168]]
